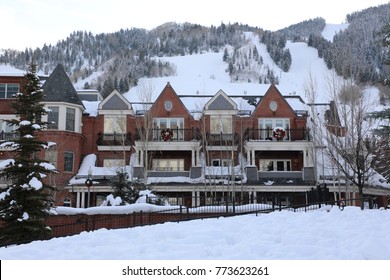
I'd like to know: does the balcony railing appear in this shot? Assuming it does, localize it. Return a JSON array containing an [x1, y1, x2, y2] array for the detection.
[[205, 132, 239, 146], [0, 131, 19, 141], [134, 127, 201, 142], [244, 128, 311, 141], [97, 132, 132, 146]]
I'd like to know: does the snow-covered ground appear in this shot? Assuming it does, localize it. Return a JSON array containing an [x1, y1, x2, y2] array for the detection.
[[1, 206, 390, 260]]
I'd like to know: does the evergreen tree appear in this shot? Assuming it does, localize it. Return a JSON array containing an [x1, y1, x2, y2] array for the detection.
[[110, 169, 131, 204], [110, 169, 145, 204], [0, 62, 56, 246]]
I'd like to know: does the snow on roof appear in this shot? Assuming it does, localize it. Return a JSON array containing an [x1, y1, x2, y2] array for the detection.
[[0, 64, 25, 77]]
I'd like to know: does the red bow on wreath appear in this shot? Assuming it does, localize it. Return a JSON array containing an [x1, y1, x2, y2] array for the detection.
[[161, 128, 173, 141], [273, 128, 286, 141]]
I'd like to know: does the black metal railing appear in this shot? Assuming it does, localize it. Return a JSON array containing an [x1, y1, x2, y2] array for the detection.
[[96, 132, 132, 146], [1, 195, 382, 247], [205, 132, 239, 146], [0, 131, 19, 141], [244, 128, 311, 141]]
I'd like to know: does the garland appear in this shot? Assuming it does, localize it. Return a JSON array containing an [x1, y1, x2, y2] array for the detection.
[[273, 127, 286, 141], [161, 128, 173, 141]]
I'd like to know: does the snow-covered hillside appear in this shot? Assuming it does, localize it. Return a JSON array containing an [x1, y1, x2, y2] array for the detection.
[[114, 24, 360, 106]]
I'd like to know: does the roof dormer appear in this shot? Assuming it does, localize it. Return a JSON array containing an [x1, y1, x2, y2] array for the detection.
[[98, 89, 133, 115], [204, 89, 237, 115]]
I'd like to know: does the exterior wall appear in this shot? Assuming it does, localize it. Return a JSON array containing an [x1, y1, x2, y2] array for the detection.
[[38, 130, 84, 206], [0, 99, 16, 114], [81, 115, 99, 155]]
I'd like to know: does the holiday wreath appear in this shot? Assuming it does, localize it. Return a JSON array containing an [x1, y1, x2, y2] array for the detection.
[[161, 128, 173, 141], [273, 127, 286, 141]]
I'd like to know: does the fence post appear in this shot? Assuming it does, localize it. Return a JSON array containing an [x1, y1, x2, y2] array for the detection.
[[317, 185, 322, 208], [272, 193, 275, 212], [139, 211, 143, 225]]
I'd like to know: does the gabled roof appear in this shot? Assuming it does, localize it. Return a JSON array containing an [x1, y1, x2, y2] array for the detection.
[[252, 83, 295, 117], [99, 89, 133, 111], [204, 89, 237, 111], [42, 64, 84, 107], [149, 82, 194, 118]]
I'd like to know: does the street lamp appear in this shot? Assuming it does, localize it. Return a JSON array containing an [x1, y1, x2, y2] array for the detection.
[[85, 167, 93, 208]]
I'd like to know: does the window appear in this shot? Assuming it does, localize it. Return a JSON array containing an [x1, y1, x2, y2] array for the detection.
[[152, 159, 184, 171], [104, 115, 126, 134], [66, 108, 75, 131], [258, 118, 290, 140], [45, 146, 57, 168], [153, 118, 184, 140], [0, 83, 19, 99], [64, 152, 74, 172], [103, 159, 125, 167], [63, 198, 71, 207], [47, 106, 59, 129], [0, 120, 17, 140], [164, 100, 172, 111], [259, 159, 291, 171], [210, 116, 232, 134]]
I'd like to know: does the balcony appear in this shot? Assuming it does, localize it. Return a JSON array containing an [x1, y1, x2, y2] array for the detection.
[[205, 132, 239, 146], [134, 127, 201, 142], [97, 132, 132, 146], [244, 128, 311, 141], [0, 131, 19, 142]]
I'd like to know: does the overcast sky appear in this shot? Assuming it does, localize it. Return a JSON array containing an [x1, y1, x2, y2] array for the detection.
[[1, 0, 389, 51]]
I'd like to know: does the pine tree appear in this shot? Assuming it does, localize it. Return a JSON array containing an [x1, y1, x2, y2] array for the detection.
[[110, 169, 144, 204], [0, 62, 56, 246]]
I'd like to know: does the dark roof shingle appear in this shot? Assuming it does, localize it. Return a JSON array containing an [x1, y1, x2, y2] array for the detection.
[[42, 64, 84, 107]]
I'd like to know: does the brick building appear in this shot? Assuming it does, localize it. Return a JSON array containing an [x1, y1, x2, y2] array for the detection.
[[1, 64, 390, 208]]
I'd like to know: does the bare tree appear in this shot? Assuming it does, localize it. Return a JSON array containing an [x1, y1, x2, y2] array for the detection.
[[318, 72, 376, 209], [134, 80, 157, 184]]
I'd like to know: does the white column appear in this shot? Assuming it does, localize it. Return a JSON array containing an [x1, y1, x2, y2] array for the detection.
[[196, 148, 201, 166], [251, 150, 256, 166], [76, 191, 81, 208], [247, 149, 250, 164], [139, 150, 144, 166], [81, 191, 85, 208], [191, 148, 195, 166]]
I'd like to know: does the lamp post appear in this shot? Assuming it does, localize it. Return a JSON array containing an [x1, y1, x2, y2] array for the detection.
[[85, 167, 93, 208]]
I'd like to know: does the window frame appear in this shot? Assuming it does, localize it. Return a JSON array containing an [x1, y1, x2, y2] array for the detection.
[[0, 83, 19, 99], [47, 106, 59, 129], [64, 151, 74, 172], [210, 115, 233, 134], [66, 107, 76, 131], [258, 118, 290, 140], [153, 118, 184, 140]]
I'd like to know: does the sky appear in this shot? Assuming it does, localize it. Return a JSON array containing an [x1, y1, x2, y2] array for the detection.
[[1, 0, 389, 51]]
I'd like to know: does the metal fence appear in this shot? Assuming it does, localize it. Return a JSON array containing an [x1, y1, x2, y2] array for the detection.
[[0, 194, 383, 247]]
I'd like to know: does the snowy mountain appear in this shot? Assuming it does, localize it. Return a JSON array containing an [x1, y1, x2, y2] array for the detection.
[[1, 2, 390, 95]]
